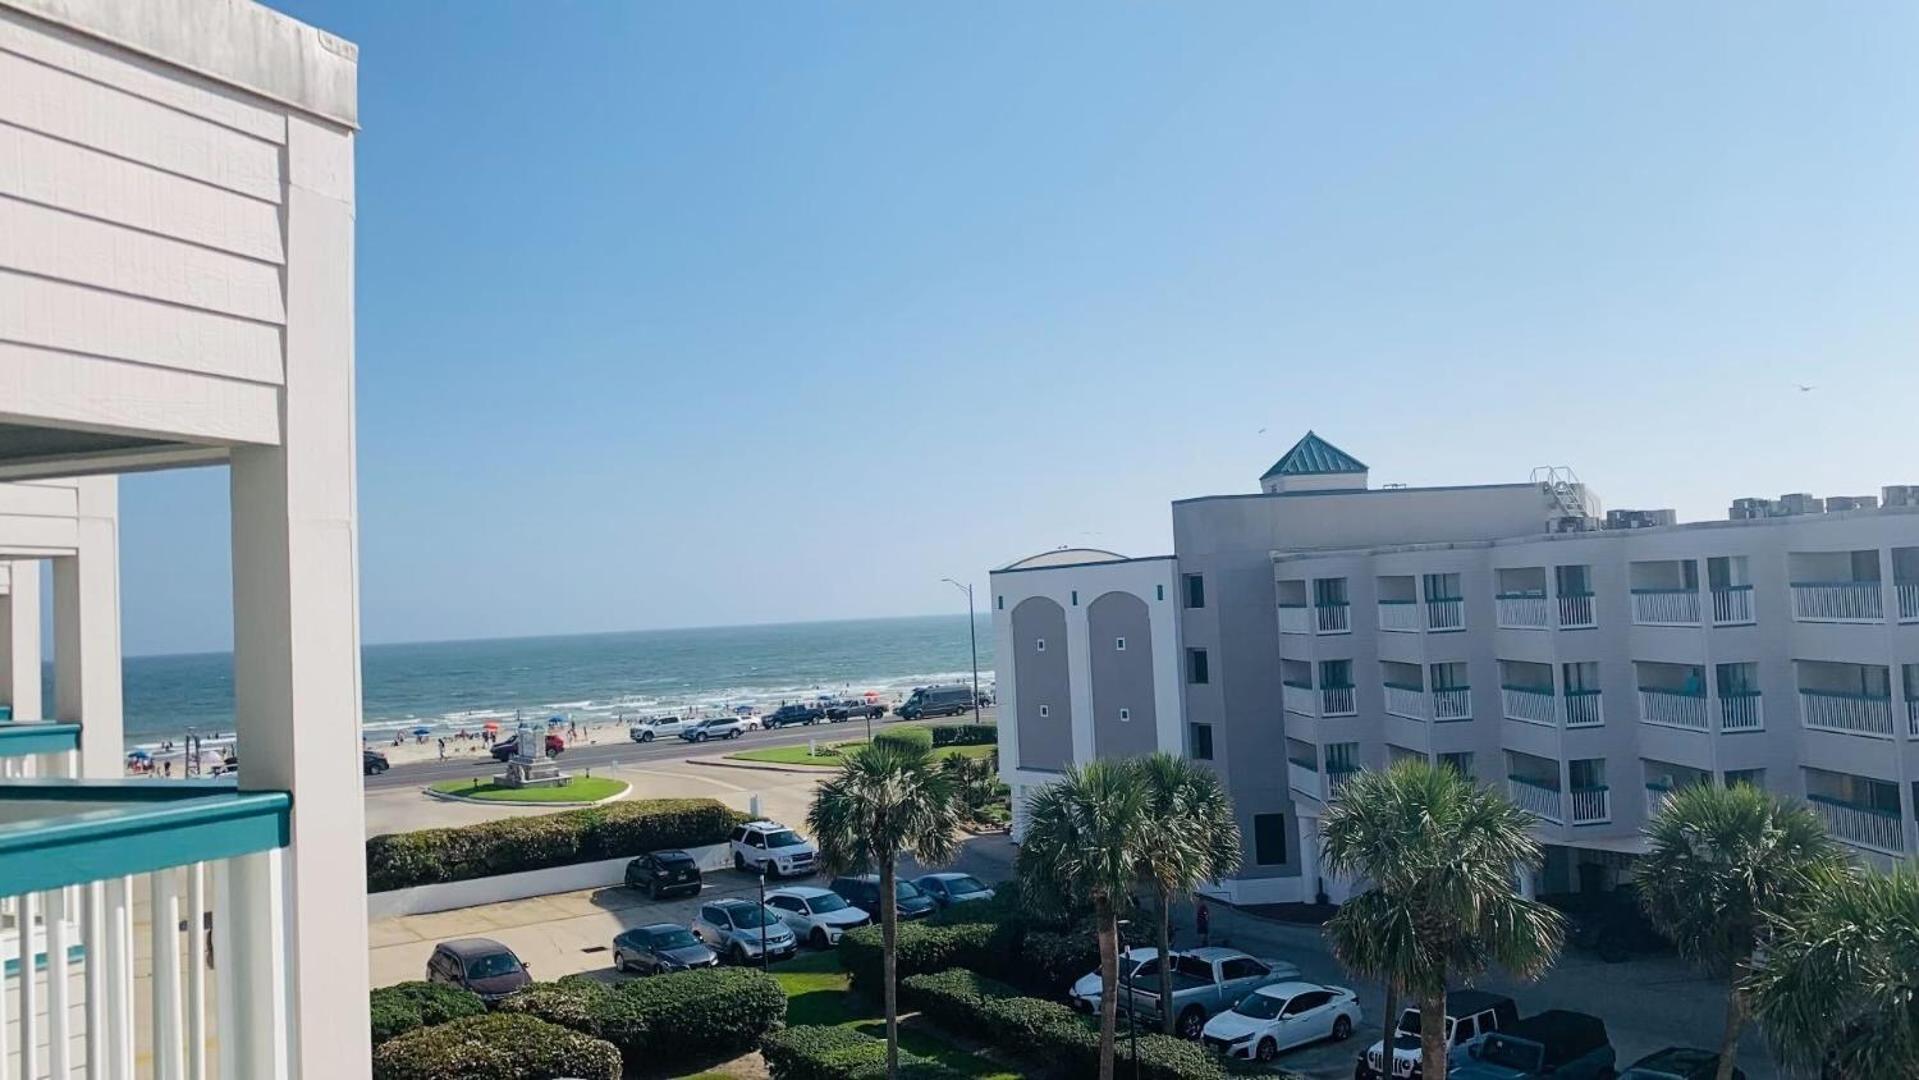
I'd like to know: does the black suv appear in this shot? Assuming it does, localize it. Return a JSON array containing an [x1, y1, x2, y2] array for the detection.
[[764, 704, 825, 729], [363, 749, 389, 775], [625, 849, 702, 899]]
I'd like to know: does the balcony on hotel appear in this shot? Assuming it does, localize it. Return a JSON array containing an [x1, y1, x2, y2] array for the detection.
[[1281, 659, 1356, 718], [1500, 659, 1603, 728], [1381, 660, 1472, 723], [1629, 558, 1701, 626], [1506, 753, 1609, 826], [1804, 767, 1909, 857], [1495, 564, 1596, 631], [1642, 761, 1710, 819], [1795, 660, 1896, 738], [1376, 572, 1466, 634], [1789, 548, 1897, 623]]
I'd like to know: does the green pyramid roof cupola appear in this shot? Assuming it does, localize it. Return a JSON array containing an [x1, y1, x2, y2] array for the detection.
[[1260, 431, 1368, 481]]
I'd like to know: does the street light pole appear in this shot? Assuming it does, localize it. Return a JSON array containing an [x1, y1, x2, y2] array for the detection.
[[942, 578, 982, 725], [758, 869, 768, 971], [1118, 918, 1138, 1079]]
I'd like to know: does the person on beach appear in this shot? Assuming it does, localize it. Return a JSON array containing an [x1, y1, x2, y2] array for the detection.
[[437, 737, 446, 761]]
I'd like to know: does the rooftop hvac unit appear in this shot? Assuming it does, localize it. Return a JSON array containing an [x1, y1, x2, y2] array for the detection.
[[1729, 497, 1773, 521], [1884, 485, 1918, 508], [1826, 495, 1880, 513], [1775, 493, 1826, 516], [1604, 509, 1677, 530]]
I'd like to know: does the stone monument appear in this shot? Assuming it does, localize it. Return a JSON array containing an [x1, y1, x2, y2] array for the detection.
[[497, 720, 568, 789]]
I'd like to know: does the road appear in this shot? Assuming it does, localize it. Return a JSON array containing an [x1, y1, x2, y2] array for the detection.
[[363, 707, 997, 792]]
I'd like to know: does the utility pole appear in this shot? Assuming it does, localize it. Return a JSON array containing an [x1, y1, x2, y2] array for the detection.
[[942, 578, 982, 725]]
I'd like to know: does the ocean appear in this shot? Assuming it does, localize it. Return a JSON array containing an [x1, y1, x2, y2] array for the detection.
[[111, 614, 997, 747]]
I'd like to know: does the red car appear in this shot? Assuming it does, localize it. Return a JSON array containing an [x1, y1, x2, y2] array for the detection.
[[490, 732, 565, 761]]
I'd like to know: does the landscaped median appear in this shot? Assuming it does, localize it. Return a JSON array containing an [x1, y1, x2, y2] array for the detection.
[[727, 722, 998, 768], [424, 775, 629, 805]]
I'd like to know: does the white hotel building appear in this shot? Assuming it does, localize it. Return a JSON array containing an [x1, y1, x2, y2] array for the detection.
[[0, 1, 369, 1077], [994, 432, 1919, 904]]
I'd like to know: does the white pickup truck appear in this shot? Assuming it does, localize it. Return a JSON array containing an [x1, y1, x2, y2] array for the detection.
[[1122, 946, 1300, 1039]]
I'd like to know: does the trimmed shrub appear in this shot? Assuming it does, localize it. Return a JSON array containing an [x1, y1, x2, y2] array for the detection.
[[838, 921, 997, 992], [368, 981, 486, 1045], [371, 1012, 620, 1080], [497, 967, 784, 1067], [366, 798, 741, 891], [930, 723, 998, 748], [761, 1024, 970, 1080], [874, 726, 935, 752], [1018, 928, 1102, 996]]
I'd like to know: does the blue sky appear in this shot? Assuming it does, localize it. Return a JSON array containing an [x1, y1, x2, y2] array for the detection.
[[117, 2, 1919, 654]]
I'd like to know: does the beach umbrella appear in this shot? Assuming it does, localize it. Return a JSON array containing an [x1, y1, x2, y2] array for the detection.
[[547, 715, 566, 726], [410, 725, 432, 736], [126, 749, 151, 761], [482, 721, 501, 731]]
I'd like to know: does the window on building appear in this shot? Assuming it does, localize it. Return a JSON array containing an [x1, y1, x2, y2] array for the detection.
[[1118, 708, 1130, 722], [1569, 758, 1606, 790], [1115, 637, 1126, 651], [1036, 638, 1045, 653], [1319, 659, 1353, 689], [1037, 705, 1049, 718], [1438, 751, 1474, 777], [1189, 723, 1213, 760], [1187, 648, 1210, 685], [1325, 742, 1359, 773], [1071, 590, 1079, 606], [997, 595, 1004, 610], [1313, 577, 1349, 607], [1422, 572, 1463, 602], [1184, 574, 1206, 609], [1556, 564, 1593, 596], [1252, 813, 1288, 866], [1430, 661, 1468, 691], [1562, 660, 1600, 693], [1156, 584, 1165, 602], [1724, 768, 1765, 789]]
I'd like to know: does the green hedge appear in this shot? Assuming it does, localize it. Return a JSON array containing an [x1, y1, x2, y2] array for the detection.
[[368, 981, 486, 1045], [497, 967, 784, 1068], [874, 726, 935, 752], [914, 883, 1095, 996], [371, 1013, 620, 1080], [837, 921, 1000, 993], [760, 1024, 969, 1080], [930, 723, 998, 748], [901, 969, 1229, 1080], [366, 798, 742, 891]]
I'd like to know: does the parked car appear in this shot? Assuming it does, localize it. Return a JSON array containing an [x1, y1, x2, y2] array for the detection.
[[1071, 947, 1174, 1014], [624, 849, 702, 899], [1356, 989, 1518, 1080], [825, 699, 887, 721], [896, 685, 973, 721], [828, 874, 937, 921], [763, 704, 826, 729], [424, 938, 533, 1002], [679, 717, 746, 742], [612, 922, 718, 975], [692, 898, 797, 964], [490, 732, 564, 761], [1450, 1010, 1614, 1080], [729, 820, 820, 877], [912, 872, 995, 908], [1201, 981, 1360, 1063], [1123, 947, 1301, 1039], [737, 713, 764, 731], [765, 885, 871, 948], [363, 748, 389, 775], [1619, 1048, 1747, 1080], [629, 716, 690, 742]]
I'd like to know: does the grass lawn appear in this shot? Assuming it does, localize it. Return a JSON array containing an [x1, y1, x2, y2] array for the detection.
[[730, 740, 996, 768], [767, 951, 1020, 1080], [426, 775, 628, 803]]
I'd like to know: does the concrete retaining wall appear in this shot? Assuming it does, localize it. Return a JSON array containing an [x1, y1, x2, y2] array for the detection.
[[367, 841, 731, 919]]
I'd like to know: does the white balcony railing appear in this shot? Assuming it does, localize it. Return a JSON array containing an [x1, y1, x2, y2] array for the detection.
[[1791, 582, 1884, 623], [1508, 777, 1564, 824], [1810, 798, 1907, 855], [1378, 600, 1422, 633], [1321, 686, 1357, 717], [1432, 687, 1472, 721], [1639, 689, 1708, 730], [1426, 598, 1466, 632], [1316, 603, 1351, 635], [1910, 698, 1919, 738], [1383, 683, 1428, 720], [1558, 593, 1597, 629], [1287, 761, 1321, 801], [1899, 583, 1919, 623], [1277, 604, 1311, 635], [1563, 691, 1604, 728], [1326, 768, 1358, 802], [1711, 586, 1755, 626], [1800, 690, 1895, 737], [1569, 787, 1611, 824], [1719, 692, 1764, 732], [1502, 686, 1557, 726], [1496, 594, 1550, 629], [1645, 783, 1674, 819], [1632, 589, 1701, 626], [1282, 682, 1317, 716]]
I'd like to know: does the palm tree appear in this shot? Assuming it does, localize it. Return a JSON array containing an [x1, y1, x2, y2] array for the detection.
[[1634, 783, 1848, 1080], [807, 739, 961, 1079], [1747, 863, 1919, 1075], [1134, 752, 1242, 1035], [1320, 760, 1563, 1080], [1017, 759, 1151, 1080]]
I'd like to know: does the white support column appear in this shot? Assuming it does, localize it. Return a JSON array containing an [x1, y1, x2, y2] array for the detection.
[[0, 559, 41, 721], [47, 886, 72, 1080], [19, 891, 38, 1080], [217, 851, 289, 1079], [210, 862, 237, 1080], [53, 479, 123, 778], [226, 113, 368, 1080], [105, 877, 133, 1080], [186, 865, 206, 1080], [152, 871, 184, 1080], [82, 882, 103, 1078]]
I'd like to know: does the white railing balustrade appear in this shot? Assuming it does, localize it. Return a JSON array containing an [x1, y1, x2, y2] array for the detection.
[[1645, 784, 1673, 818], [1508, 778, 1564, 823], [1719, 693, 1764, 732], [1426, 598, 1465, 631], [1800, 690, 1895, 737], [1632, 589, 1701, 626], [1910, 698, 1919, 738], [1326, 769, 1358, 801], [1811, 799, 1906, 854], [1282, 683, 1317, 716], [1639, 689, 1708, 730], [1563, 691, 1604, 728], [1316, 603, 1351, 634], [1569, 787, 1611, 824], [1496, 594, 1550, 629], [1383, 684, 1428, 721], [1321, 686, 1357, 717], [1432, 687, 1472, 721], [1791, 582, 1884, 623], [1377, 601, 1422, 633], [1899, 583, 1919, 623], [1502, 687, 1557, 726], [1287, 761, 1321, 801], [1277, 605, 1311, 634], [1711, 586, 1755, 625], [1558, 593, 1597, 629]]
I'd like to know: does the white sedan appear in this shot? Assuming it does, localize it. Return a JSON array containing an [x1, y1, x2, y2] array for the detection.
[[1199, 981, 1360, 1063]]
